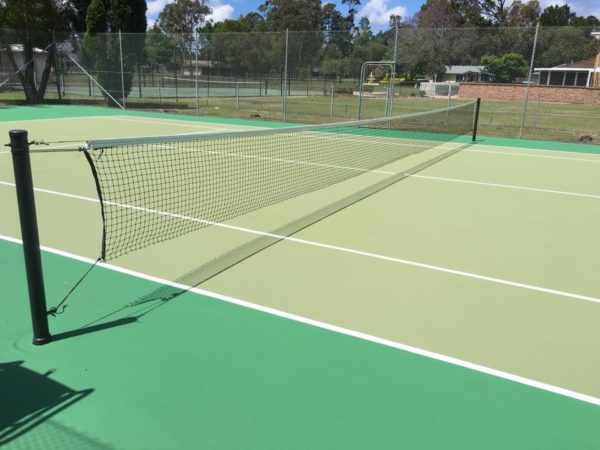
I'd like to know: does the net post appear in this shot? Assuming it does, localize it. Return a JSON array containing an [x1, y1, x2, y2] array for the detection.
[[9, 130, 51, 346], [519, 22, 540, 139], [472, 98, 481, 142]]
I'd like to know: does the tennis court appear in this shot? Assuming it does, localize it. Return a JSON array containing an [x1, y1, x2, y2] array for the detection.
[[1, 103, 600, 449]]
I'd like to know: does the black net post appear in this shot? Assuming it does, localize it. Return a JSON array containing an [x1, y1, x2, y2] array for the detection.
[[472, 98, 481, 142], [9, 130, 51, 345]]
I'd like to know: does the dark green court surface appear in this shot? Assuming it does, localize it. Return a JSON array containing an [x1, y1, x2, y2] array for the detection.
[[2, 239, 600, 450], [2, 104, 600, 449]]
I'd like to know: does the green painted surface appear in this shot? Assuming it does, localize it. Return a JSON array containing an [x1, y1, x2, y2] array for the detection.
[[2, 106, 600, 448], [0, 103, 291, 128], [2, 239, 600, 450]]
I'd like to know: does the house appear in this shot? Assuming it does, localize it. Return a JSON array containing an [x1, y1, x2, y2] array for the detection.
[[535, 56, 600, 88], [427, 65, 492, 82], [183, 59, 230, 77], [535, 31, 600, 88], [0, 45, 47, 86]]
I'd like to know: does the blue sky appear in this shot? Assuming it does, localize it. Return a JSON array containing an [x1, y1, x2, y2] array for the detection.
[[146, 0, 600, 31]]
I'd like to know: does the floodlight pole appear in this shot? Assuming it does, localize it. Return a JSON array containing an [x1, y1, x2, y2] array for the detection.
[[119, 30, 126, 109], [283, 29, 289, 121], [52, 31, 62, 100], [9, 130, 51, 345], [519, 21, 540, 139], [389, 25, 399, 117], [195, 30, 200, 116]]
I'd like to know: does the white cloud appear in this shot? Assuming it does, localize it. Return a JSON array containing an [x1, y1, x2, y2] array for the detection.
[[147, 0, 171, 18], [146, 0, 234, 25], [358, 0, 407, 26], [568, 1, 600, 18], [207, 1, 234, 23]]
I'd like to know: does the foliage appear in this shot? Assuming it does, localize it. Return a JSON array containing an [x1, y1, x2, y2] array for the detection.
[[540, 5, 600, 27], [83, 0, 146, 106], [0, 0, 73, 103], [481, 52, 528, 82], [158, 0, 211, 75], [258, 0, 323, 31]]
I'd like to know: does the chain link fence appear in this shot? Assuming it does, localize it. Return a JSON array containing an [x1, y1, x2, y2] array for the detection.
[[0, 26, 599, 143]]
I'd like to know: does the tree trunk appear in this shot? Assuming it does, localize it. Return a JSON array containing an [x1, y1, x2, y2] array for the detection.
[[35, 46, 56, 102]]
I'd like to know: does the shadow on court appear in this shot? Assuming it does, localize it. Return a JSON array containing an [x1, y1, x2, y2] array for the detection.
[[0, 361, 110, 449]]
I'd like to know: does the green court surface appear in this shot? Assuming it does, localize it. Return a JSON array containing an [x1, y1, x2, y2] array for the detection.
[[1, 104, 600, 449]]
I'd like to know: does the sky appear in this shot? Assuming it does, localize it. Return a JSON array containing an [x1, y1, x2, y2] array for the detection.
[[146, 0, 600, 31]]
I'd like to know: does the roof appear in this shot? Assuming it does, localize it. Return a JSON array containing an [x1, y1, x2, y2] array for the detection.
[[535, 56, 599, 71], [445, 65, 486, 74]]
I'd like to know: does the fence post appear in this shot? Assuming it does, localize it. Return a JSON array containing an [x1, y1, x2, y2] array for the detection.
[[52, 31, 62, 100], [195, 30, 200, 116], [446, 83, 451, 124], [519, 22, 540, 138], [533, 94, 541, 129], [389, 24, 399, 117], [330, 82, 334, 117], [118, 30, 126, 109], [158, 79, 162, 105], [283, 29, 289, 121]]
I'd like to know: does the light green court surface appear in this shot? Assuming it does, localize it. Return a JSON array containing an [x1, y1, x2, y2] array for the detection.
[[1, 105, 600, 449]]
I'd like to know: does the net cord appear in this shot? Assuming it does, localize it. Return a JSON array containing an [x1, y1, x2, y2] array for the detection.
[[87, 101, 477, 149]]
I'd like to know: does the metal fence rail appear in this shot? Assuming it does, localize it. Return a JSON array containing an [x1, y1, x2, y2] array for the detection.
[[1, 26, 599, 142]]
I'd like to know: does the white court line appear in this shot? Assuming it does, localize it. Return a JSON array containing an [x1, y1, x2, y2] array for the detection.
[[467, 148, 600, 164], [99, 115, 264, 131], [1, 179, 600, 306], [408, 174, 600, 200], [1, 232, 599, 407], [0, 115, 112, 123]]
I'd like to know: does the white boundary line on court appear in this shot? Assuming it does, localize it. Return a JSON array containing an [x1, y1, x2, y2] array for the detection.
[[1, 232, 599, 407], [407, 174, 600, 200], [466, 148, 600, 163], [97, 115, 264, 131], [2, 179, 600, 304], [1, 115, 115, 124], [2, 178, 600, 306]]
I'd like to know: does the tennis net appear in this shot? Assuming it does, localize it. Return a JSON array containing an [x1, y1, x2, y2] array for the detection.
[[82, 101, 479, 264]]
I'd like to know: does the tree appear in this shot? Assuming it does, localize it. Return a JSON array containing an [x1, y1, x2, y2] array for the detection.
[[322, 2, 353, 56], [474, 0, 540, 25], [0, 0, 73, 103], [158, 0, 211, 75], [389, 14, 404, 29], [450, 0, 487, 25], [540, 4, 574, 26], [83, 0, 147, 106], [145, 24, 179, 75], [72, 0, 92, 32], [540, 5, 600, 26], [341, 0, 361, 31], [258, 0, 323, 31], [481, 52, 528, 82], [416, 0, 461, 28], [505, 0, 540, 26]]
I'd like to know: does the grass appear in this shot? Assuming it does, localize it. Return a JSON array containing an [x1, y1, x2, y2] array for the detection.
[[1, 87, 598, 144]]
